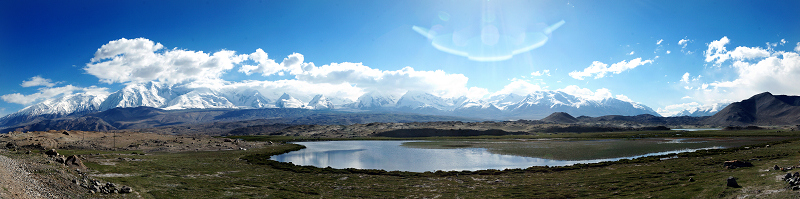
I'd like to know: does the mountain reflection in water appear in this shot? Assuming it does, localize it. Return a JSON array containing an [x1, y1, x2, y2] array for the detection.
[[271, 140, 721, 172]]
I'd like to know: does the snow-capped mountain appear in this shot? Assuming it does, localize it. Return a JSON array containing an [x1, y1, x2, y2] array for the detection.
[[352, 91, 397, 109], [396, 91, 455, 111], [99, 81, 174, 110], [307, 94, 334, 110], [1, 81, 665, 128], [673, 103, 730, 117], [0, 92, 107, 127], [275, 93, 306, 108]]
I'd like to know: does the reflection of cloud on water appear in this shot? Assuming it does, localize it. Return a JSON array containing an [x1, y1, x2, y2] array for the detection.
[[272, 141, 724, 172]]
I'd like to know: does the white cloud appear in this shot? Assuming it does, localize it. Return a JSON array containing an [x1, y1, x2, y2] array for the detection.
[[21, 76, 56, 87], [781, 39, 787, 45], [628, 51, 635, 55], [678, 37, 693, 54], [681, 96, 692, 100], [491, 79, 544, 96], [530, 70, 550, 76], [795, 42, 800, 52], [568, 58, 654, 80], [1, 85, 109, 105], [558, 85, 613, 101], [85, 38, 248, 84], [678, 38, 689, 46], [239, 50, 311, 76], [657, 39, 663, 45], [666, 50, 671, 54], [680, 72, 690, 83], [686, 37, 800, 104], [704, 36, 772, 65], [656, 102, 701, 117]]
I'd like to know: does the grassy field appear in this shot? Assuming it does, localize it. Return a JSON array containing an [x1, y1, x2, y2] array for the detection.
[[57, 129, 800, 198]]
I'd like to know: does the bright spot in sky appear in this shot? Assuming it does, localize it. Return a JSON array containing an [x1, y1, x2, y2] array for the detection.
[[413, 11, 564, 62]]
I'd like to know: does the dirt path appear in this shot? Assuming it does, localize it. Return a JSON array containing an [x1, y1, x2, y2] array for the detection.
[[0, 152, 53, 199]]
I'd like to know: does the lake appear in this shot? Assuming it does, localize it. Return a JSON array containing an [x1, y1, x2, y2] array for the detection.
[[271, 138, 780, 172]]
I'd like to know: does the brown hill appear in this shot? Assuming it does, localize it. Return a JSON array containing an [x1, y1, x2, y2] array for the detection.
[[704, 92, 800, 126], [541, 112, 578, 123]]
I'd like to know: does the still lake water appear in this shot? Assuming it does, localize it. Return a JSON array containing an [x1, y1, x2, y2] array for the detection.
[[271, 140, 725, 172]]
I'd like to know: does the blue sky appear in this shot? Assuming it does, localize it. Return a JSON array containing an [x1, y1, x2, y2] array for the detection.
[[1, 0, 799, 116]]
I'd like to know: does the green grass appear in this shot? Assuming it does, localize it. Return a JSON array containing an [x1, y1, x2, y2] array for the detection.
[[60, 130, 800, 198]]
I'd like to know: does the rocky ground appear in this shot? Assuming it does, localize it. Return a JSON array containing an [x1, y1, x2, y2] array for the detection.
[[0, 130, 270, 198]]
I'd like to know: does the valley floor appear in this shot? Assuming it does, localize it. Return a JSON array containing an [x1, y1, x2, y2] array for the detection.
[[3, 129, 800, 198]]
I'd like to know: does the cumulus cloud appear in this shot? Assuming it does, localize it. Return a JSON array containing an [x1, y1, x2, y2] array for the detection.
[[657, 39, 663, 45], [85, 38, 248, 84], [1, 85, 109, 105], [796, 42, 800, 52], [666, 50, 671, 54], [704, 36, 771, 65], [530, 70, 550, 76], [557, 85, 613, 101], [491, 79, 545, 96], [21, 76, 56, 87], [296, 62, 480, 98], [680, 72, 690, 83], [686, 37, 800, 104], [628, 51, 635, 55], [568, 58, 654, 80], [239, 50, 312, 76]]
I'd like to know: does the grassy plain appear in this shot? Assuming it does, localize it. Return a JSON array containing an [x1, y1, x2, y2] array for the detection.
[[58, 129, 800, 198]]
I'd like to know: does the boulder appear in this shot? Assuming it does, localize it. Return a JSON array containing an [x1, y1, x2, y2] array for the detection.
[[120, 186, 133, 193], [65, 155, 87, 171], [62, 131, 70, 135], [45, 149, 59, 156], [723, 160, 753, 169], [727, 177, 740, 188], [5, 142, 16, 149]]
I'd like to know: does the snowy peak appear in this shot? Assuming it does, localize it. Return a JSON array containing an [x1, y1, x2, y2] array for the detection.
[[307, 94, 334, 110], [99, 82, 173, 110], [276, 93, 306, 108], [673, 103, 730, 117], [354, 91, 397, 109], [222, 89, 273, 108], [164, 89, 236, 110], [396, 91, 453, 111], [486, 93, 526, 110]]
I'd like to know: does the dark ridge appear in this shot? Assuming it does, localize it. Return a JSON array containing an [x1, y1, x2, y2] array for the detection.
[[704, 92, 800, 126], [541, 112, 578, 123], [1, 116, 116, 133], [374, 128, 525, 137]]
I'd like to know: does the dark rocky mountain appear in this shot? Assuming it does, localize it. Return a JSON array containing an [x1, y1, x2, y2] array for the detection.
[[3, 116, 116, 132], [703, 92, 800, 126], [541, 112, 578, 123], [576, 114, 708, 126], [0, 106, 479, 134]]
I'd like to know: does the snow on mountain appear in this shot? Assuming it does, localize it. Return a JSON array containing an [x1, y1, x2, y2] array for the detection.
[[164, 88, 237, 110], [99, 82, 175, 110], [353, 91, 397, 109], [2, 81, 667, 127], [396, 91, 455, 111], [486, 93, 527, 110], [220, 89, 273, 108], [673, 103, 729, 117], [307, 94, 334, 109], [0, 92, 107, 127], [275, 93, 306, 108]]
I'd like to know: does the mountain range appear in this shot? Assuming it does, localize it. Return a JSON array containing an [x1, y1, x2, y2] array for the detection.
[[0, 81, 661, 128]]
